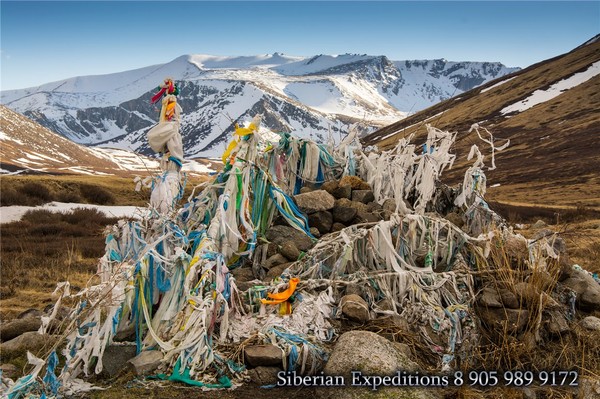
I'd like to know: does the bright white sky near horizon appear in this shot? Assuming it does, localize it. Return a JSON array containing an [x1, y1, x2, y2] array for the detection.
[[0, 1, 598, 91]]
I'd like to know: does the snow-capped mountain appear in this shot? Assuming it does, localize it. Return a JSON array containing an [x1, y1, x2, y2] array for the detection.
[[0, 105, 215, 176], [1, 53, 518, 158]]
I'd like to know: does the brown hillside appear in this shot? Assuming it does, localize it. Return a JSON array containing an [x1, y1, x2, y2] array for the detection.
[[363, 36, 600, 209]]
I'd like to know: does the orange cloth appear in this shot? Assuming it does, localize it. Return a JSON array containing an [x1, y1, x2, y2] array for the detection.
[[261, 277, 299, 305]]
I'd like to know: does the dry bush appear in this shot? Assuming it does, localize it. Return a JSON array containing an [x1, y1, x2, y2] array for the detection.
[[465, 233, 600, 396], [0, 186, 21, 206], [57, 190, 83, 203], [20, 181, 54, 203], [79, 184, 115, 205]]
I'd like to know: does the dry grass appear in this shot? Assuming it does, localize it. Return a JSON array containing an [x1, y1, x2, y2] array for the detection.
[[0, 208, 118, 319], [0, 173, 211, 207]]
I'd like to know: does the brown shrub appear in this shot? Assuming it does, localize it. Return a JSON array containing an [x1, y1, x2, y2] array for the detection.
[[20, 182, 54, 203], [79, 184, 115, 205], [0, 187, 21, 206], [57, 190, 83, 203]]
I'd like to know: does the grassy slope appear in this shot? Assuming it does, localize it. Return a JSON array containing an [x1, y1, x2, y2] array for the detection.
[[363, 40, 600, 209]]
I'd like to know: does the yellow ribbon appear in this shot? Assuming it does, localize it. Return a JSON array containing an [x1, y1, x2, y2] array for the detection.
[[221, 123, 257, 164]]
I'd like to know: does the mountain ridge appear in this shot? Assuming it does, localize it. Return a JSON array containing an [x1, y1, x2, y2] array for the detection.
[[1, 53, 518, 158]]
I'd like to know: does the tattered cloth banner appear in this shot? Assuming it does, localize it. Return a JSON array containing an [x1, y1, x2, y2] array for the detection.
[[10, 116, 567, 398]]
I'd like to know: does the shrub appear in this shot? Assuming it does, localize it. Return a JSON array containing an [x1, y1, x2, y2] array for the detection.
[[61, 207, 113, 225], [57, 190, 83, 203], [21, 209, 62, 224], [79, 184, 115, 205], [20, 182, 53, 203], [0, 187, 21, 206]]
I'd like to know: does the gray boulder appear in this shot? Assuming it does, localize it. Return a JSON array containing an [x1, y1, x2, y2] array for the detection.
[[101, 343, 137, 377], [248, 366, 281, 386], [316, 331, 442, 399], [279, 241, 301, 261], [245, 345, 283, 367], [265, 225, 314, 252], [332, 185, 352, 200], [294, 190, 335, 214], [127, 350, 163, 376], [352, 190, 375, 204], [332, 206, 357, 224], [265, 253, 289, 270], [0, 332, 56, 359], [562, 269, 600, 311], [309, 211, 333, 234], [0, 317, 42, 342], [340, 294, 370, 323], [581, 316, 600, 331]]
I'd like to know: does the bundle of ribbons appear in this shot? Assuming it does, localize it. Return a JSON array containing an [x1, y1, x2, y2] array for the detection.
[[9, 116, 566, 399]]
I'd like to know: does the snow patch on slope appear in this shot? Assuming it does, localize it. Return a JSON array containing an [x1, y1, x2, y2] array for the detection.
[[501, 61, 600, 115]]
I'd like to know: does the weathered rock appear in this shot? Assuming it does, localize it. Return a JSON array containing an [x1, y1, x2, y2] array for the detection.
[[232, 265, 255, 282], [545, 309, 570, 337], [353, 210, 381, 224], [332, 206, 357, 224], [499, 288, 520, 309], [339, 176, 371, 190], [310, 227, 321, 238], [114, 325, 136, 343], [17, 309, 43, 320], [478, 287, 503, 308], [340, 294, 370, 323], [266, 262, 293, 280], [232, 266, 259, 292], [248, 366, 281, 386], [0, 363, 18, 379], [366, 201, 384, 213], [331, 185, 352, 200], [375, 298, 396, 313], [331, 223, 346, 232], [127, 350, 163, 376], [101, 343, 137, 377], [317, 331, 441, 399], [324, 331, 417, 376], [279, 241, 301, 261], [504, 235, 529, 261], [0, 332, 56, 359], [581, 316, 600, 331], [245, 345, 283, 367], [265, 225, 314, 252], [335, 198, 368, 213], [345, 284, 361, 297], [352, 190, 375, 204], [308, 211, 333, 234], [478, 307, 530, 333], [320, 181, 339, 195], [299, 186, 313, 194], [265, 253, 288, 270], [562, 269, 600, 311], [382, 198, 396, 213], [294, 190, 335, 214], [0, 317, 42, 342]]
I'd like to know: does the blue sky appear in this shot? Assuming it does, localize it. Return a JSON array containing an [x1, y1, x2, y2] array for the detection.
[[1, 1, 598, 90]]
